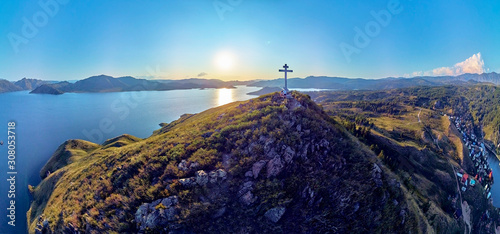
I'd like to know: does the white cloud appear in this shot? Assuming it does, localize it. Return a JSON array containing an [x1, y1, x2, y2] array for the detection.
[[454, 53, 485, 74], [432, 66, 454, 76], [411, 53, 487, 77]]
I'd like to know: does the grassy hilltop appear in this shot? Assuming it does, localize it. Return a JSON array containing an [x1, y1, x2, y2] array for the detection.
[[28, 91, 497, 233]]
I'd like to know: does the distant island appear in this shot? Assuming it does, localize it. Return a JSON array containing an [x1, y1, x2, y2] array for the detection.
[[30, 84, 64, 95]]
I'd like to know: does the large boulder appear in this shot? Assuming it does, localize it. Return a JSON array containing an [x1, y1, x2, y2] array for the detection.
[[209, 169, 227, 183], [264, 207, 286, 223], [252, 160, 267, 179], [195, 170, 208, 186], [266, 156, 284, 178]]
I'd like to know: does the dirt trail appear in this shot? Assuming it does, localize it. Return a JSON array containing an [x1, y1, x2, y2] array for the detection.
[[462, 201, 471, 234], [452, 166, 471, 233]]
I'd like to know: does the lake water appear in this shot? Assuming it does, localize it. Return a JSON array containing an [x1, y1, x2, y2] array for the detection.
[[292, 88, 337, 92], [487, 155, 500, 207], [0, 86, 259, 233]]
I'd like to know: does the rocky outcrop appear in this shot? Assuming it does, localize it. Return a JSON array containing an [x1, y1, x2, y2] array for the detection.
[[209, 169, 227, 183], [178, 169, 227, 188], [251, 160, 267, 179], [266, 156, 284, 178], [372, 163, 383, 187], [264, 207, 286, 223], [238, 181, 256, 206], [135, 196, 180, 231], [195, 170, 208, 185]]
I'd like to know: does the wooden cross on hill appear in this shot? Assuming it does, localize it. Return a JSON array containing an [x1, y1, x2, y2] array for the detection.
[[279, 64, 293, 95]]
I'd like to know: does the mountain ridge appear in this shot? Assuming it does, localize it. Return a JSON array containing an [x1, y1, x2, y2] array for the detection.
[[248, 72, 499, 91], [30, 75, 240, 94], [4, 72, 500, 95], [0, 78, 47, 93]]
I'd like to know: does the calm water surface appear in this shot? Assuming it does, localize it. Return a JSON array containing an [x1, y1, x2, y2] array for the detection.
[[0, 86, 259, 233]]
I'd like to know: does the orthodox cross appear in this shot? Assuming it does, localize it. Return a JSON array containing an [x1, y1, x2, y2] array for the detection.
[[279, 64, 293, 93]]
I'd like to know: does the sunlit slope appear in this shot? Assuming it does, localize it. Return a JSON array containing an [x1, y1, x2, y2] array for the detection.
[[28, 92, 431, 233]]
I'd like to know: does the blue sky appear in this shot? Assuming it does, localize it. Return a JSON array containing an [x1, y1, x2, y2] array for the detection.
[[1, 0, 500, 81]]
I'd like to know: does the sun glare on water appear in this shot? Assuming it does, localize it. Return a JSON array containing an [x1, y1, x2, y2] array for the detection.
[[217, 88, 233, 106]]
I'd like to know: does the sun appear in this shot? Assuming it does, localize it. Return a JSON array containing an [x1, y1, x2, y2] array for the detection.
[[214, 51, 235, 71]]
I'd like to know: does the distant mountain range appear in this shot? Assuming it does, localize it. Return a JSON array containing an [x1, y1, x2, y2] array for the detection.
[[248, 72, 500, 91], [2, 72, 500, 95], [30, 75, 251, 94], [0, 78, 48, 93]]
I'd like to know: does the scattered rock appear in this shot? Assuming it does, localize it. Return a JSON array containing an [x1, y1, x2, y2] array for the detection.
[[213, 207, 226, 218], [238, 181, 256, 205], [222, 154, 233, 169], [161, 196, 179, 207], [399, 209, 406, 225], [372, 163, 383, 187], [195, 170, 208, 186], [135, 196, 179, 231], [389, 179, 400, 188], [189, 162, 200, 170], [43, 219, 49, 228], [245, 170, 253, 177], [252, 160, 267, 179], [179, 169, 226, 187], [240, 191, 256, 206], [353, 202, 360, 213], [264, 207, 286, 223], [179, 177, 195, 187], [283, 146, 295, 163], [209, 169, 227, 183], [267, 156, 284, 178], [319, 139, 329, 148], [238, 181, 254, 196], [178, 160, 189, 171]]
